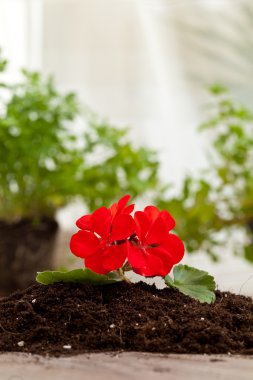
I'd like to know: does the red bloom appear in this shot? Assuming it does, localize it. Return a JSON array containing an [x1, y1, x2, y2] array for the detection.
[[70, 195, 135, 274], [128, 206, 184, 277], [70, 195, 184, 278]]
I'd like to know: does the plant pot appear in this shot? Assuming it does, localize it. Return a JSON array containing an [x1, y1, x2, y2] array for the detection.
[[247, 219, 253, 234], [0, 217, 58, 295]]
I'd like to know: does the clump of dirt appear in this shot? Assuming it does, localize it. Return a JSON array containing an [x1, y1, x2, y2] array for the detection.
[[0, 282, 252, 356]]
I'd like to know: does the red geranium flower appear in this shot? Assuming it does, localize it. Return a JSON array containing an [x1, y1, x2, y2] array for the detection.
[[70, 195, 135, 274], [128, 206, 184, 277]]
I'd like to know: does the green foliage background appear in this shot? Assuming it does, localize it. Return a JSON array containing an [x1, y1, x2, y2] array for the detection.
[[157, 85, 253, 264], [0, 51, 162, 220], [1, 50, 253, 265]]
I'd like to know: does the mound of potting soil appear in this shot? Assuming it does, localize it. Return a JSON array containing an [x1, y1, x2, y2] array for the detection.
[[0, 282, 252, 356]]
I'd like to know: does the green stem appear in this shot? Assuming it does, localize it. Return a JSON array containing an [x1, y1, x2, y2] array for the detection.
[[118, 268, 132, 284]]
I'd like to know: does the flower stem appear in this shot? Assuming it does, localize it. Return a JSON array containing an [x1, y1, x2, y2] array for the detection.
[[118, 268, 132, 284]]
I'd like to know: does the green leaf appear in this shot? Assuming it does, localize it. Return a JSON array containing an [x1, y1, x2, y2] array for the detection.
[[36, 268, 123, 285], [165, 264, 216, 304]]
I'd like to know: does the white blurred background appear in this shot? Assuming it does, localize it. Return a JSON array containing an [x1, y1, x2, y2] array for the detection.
[[1, 0, 253, 295]]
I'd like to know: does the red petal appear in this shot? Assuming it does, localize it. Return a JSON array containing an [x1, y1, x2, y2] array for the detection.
[[148, 247, 174, 276], [161, 234, 185, 264], [144, 206, 160, 222], [144, 206, 176, 231], [110, 202, 118, 218], [70, 231, 100, 258], [133, 251, 165, 277], [128, 243, 170, 276], [102, 244, 128, 271], [110, 194, 132, 218], [117, 194, 131, 211], [134, 211, 151, 242], [85, 252, 108, 274], [76, 214, 92, 230], [127, 243, 147, 269], [91, 206, 112, 239], [123, 204, 135, 215], [111, 214, 136, 241], [160, 210, 176, 231], [145, 216, 168, 245]]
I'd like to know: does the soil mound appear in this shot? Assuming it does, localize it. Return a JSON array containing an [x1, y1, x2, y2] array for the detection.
[[0, 282, 252, 356]]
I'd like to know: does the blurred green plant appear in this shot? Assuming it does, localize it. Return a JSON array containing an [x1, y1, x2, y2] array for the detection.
[[0, 51, 162, 221], [157, 85, 253, 263]]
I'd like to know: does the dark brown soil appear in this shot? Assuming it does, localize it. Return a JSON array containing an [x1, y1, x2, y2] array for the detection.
[[0, 282, 252, 356], [0, 217, 58, 295]]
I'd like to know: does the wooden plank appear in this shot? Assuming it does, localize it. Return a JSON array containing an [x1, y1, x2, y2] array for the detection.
[[0, 352, 252, 380]]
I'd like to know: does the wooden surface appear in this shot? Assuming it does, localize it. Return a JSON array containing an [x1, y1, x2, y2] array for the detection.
[[0, 352, 252, 380]]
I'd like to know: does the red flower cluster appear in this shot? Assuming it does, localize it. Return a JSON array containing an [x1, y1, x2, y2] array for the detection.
[[70, 195, 184, 277]]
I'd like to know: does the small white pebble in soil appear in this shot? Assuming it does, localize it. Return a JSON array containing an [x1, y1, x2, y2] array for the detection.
[[184, 305, 187, 307], [138, 313, 142, 317], [224, 294, 228, 298], [135, 323, 139, 326], [110, 324, 115, 329], [31, 299, 36, 304], [63, 345, 72, 349], [17, 341, 25, 347], [201, 317, 205, 321], [152, 327, 156, 331]]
